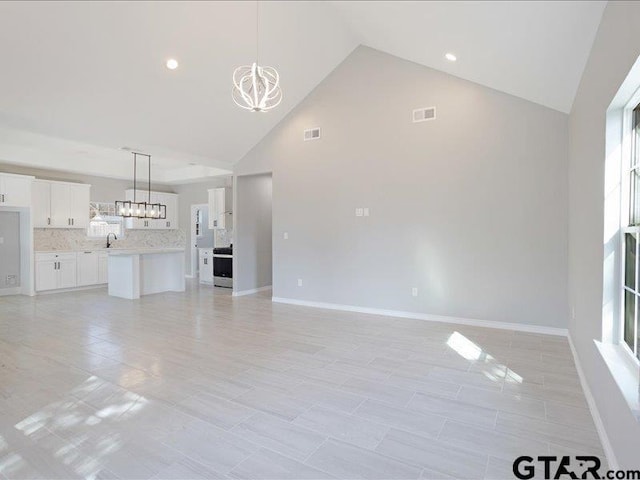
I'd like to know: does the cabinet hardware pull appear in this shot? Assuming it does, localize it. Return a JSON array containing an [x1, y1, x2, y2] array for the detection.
[[47, 217, 50, 225]]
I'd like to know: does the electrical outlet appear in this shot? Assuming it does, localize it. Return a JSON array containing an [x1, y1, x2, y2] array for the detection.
[[412, 287, 418, 297], [284, 232, 289, 240], [297, 278, 303, 287], [355, 208, 363, 217], [363, 208, 369, 217], [6, 275, 16, 286]]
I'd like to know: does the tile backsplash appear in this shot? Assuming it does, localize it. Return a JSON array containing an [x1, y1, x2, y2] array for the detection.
[[215, 228, 233, 247], [35, 228, 186, 251]]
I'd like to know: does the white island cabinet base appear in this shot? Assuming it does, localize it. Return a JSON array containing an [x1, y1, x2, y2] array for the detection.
[[107, 249, 185, 299]]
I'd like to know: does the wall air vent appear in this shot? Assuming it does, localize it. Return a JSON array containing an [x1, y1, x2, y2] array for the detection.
[[412, 106, 436, 123], [304, 127, 321, 141]]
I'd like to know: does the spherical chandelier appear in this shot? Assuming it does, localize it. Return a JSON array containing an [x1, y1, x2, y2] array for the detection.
[[232, 1, 282, 112]]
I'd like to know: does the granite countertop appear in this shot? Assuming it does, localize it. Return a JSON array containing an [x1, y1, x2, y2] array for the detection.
[[36, 247, 184, 254], [106, 247, 185, 256]]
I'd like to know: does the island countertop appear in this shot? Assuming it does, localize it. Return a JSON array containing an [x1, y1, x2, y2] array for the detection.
[[106, 247, 185, 256]]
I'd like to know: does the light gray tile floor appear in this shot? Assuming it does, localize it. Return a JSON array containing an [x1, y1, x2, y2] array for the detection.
[[0, 283, 604, 479]]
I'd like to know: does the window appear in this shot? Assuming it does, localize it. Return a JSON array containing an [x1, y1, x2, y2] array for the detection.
[[87, 202, 123, 238], [622, 104, 640, 361]]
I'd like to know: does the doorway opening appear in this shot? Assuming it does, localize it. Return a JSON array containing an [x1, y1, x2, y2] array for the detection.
[[190, 203, 213, 279], [233, 173, 273, 296]]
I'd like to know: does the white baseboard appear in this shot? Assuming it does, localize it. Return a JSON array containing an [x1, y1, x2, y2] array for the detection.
[[567, 335, 618, 469], [233, 285, 272, 297], [0, 286, 22, 296], [271, 297, 568, 336], [36, 284, 106, 295]]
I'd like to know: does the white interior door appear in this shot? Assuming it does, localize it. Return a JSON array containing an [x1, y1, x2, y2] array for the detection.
[[191, 204, 207, 277]]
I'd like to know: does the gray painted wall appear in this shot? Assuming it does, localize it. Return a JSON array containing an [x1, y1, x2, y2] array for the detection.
[[235, 174, 272, 292], [0, 211, 20, 289], [568, 2, 640, 468], [0, 163, 177, 201], [235, 46, 569, 328]]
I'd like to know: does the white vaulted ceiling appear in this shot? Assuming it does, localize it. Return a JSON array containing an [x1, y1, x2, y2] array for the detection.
[[0, 1, 605, 182]]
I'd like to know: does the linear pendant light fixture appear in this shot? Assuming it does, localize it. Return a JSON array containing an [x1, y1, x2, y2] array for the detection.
[[115, 152, 166, 219], [232, 0, 282, 112]]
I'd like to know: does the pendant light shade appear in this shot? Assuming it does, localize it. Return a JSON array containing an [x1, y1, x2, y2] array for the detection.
[[232, 1, 282, 112], [115, 152, 166, 220], [232, 62, 282, 112]]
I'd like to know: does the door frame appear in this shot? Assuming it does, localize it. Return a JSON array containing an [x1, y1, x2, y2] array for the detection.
[[190, 203, 208, 278]]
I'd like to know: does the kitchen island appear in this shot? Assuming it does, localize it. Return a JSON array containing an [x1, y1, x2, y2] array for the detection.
[[107, 248, 185, 299]]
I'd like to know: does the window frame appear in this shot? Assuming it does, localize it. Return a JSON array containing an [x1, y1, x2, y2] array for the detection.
[[87, 202, 124, 239], [619, 97, 640, 365]]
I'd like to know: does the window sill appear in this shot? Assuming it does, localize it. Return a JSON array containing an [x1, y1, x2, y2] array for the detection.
[[595, 340, 640, 422]]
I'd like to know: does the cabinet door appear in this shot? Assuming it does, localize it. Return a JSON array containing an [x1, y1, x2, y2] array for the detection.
[[50, 183, 71, 227], [58, 259, 77, 289], [35, 261, 58, 291], [0, 175, 32, 207], [69, 185, 90, 228], [164, 194, 178, 229], [215, 188, 225, 229], [208, 188, 225, 229], [199, 252, 213, 283], [77, 252, 99, 286], [98, 254, 108, 283], [32, 181, 51, 228]]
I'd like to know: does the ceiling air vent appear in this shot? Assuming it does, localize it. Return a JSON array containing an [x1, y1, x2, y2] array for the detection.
[[412, 106, 436, 123], [304, 127, 321, 141]]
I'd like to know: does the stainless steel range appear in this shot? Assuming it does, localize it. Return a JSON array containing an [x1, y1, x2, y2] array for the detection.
[[213, 246, 232, 288]]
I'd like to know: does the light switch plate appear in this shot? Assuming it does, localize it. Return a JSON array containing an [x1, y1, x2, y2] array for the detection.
[[412, 287, 418, 297], [355, 208, 363, 217], [363, 208, 370, 217], [0, 237, 4, 244], [284, 232, 289, 240], [297, 278, 303, 287]]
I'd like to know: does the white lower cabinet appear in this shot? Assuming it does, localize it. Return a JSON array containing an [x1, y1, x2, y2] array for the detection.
[[35, 252, 78, 292], [36, 251, 108, 292], [199, 249, 213, 284], [77, 251, 99, 287], [99, 252, 108, 284]]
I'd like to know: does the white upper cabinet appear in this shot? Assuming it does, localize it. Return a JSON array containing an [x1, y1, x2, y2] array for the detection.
[[32, 180, 51, 227], [124, 189, 179, 230], [69, 184, 90, 228], [33, 180, 91, 229], [0, 173, 33, 208], [208, 187, 232, 230], [50, 182, 71, 227]]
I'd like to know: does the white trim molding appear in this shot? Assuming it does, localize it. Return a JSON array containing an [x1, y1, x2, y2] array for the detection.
[[568, 335, 619, 470], [233, 285, 272, 297], [0, 287, 22, 296], [271, 297, 568, 336]]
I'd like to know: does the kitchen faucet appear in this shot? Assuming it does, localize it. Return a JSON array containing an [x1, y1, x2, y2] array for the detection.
[[106, 233, 117, 248]]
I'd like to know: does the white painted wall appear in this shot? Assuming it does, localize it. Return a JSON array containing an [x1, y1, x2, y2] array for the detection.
[[568, 2, 640, 468], [234, 174, 272, 293], [235, 46, 569, 329]]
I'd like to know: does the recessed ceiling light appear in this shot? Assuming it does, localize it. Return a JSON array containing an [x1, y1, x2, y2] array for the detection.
[[166, 59, 179, 70], [445, 53, 457, 62]]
